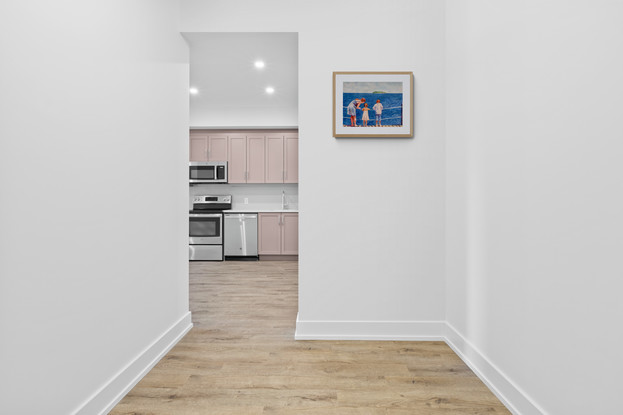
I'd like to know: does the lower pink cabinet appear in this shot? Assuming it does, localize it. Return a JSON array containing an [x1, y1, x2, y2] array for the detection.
[[258, 212, 298, 255]]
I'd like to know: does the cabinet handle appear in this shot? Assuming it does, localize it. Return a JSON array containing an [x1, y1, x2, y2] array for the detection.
[[282, 171, 284, 182], [206, 148, 209, 159]]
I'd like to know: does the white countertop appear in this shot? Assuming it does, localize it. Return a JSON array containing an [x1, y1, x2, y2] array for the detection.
[[225, 208, 298, 213], [223, 203, 298, 213]]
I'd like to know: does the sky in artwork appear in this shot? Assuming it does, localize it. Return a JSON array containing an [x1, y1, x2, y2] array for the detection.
[[343, 81, 402, 93]]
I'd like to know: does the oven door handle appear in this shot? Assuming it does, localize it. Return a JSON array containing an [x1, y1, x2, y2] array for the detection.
[[189, 213, 222, 218]]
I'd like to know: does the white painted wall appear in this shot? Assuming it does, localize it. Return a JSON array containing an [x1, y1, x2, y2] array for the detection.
[[180, 0, 447, 337], [445, 1, 623, 414], [0, 1, 190, 414]]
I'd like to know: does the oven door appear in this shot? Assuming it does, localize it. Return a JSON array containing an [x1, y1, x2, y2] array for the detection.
[[189, 213, 223, 244]]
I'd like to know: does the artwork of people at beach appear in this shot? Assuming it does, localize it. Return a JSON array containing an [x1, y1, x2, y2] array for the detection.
[[343, 82, 403, 127]]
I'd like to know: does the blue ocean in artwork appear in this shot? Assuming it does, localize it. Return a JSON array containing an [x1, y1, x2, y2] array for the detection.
[[342, 92, 403, 127]]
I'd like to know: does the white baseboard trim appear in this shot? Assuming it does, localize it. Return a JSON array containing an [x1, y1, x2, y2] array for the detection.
[[69, 313, 543, 415], [445, 323, 546, 415], [72, 312, 193, 415], [295, 314, 446, 341]]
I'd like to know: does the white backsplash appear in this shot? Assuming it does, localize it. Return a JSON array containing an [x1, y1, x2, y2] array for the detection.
[[189, 183, 298, 210]]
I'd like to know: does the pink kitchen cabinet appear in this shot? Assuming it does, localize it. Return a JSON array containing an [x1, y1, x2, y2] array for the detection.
[[281, 213, 299, 255], [228, 134, 247, 183], [190, 130, 297, 184], [230, 134, 265, 183], [258, 213, 282, 255], [189, 133, 228, 162], [265, 134, 285, 183], [284, 133, 298, 184], [207, 135, 228, 161], [265, 133, 298, 183], [190, 133, 208, 161], [258, 212, 298, 256], [246, 134, 266, 183]]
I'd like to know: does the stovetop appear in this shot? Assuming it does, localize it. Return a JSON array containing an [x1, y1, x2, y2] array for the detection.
[[191, 194, 232, 213]]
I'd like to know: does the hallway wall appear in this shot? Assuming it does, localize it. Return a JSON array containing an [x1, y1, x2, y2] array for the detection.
[[180, 0, 448, 338], [0, 1, 190, 413], [445, 1, 623, 413]]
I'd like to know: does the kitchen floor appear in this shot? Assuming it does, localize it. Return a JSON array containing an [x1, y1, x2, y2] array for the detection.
[[110, 261, 510, 414]]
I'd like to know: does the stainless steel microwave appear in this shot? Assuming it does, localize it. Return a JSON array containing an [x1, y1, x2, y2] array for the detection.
[[189, 161, 228, 184]]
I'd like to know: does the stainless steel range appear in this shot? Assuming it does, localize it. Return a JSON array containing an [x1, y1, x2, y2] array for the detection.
[[189, 195, 231, 261]]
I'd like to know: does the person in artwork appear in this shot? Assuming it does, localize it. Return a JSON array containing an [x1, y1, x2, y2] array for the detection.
[[361, 103, 371, 127], [346, 97, 366, 126], [373, 99, 383, 126]]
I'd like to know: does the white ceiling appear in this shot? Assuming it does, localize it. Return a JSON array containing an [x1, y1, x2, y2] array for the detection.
[[183, 32, 298, 127]]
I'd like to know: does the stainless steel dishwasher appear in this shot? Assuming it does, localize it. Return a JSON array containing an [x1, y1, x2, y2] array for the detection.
[[224, 213, 258, 259]]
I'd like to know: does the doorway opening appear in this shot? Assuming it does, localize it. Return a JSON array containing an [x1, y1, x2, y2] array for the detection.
[[183, 31, 299, 333]]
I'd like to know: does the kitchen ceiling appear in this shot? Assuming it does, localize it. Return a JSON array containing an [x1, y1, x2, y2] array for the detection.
[[183, 32, 298, 127]]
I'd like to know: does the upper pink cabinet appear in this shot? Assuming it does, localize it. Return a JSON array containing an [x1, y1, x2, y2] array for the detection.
[[228, 134, 247, 183], [190, 133, 208, 161], [284, 133, 298, 183], [189, 132, 228, 162], [208, 135, 228, 161], [229, 134, 266, 183], [266, 132, 298, 183], [246, 135, 266, 183], [266, 134, 285, 183], [190, 130, 298, 184]]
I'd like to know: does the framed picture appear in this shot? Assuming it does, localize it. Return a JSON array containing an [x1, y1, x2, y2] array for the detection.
[[333, 71, 413, 138]]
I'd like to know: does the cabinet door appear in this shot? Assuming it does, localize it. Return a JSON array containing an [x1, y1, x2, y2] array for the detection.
[[281, 213, 299, 255], [258, 213, 282, 255], [208, 135, 228, 161], [284, 134, 298, 183], [265, 135, 284, 183], [228, 134, 247, 183], [246, 134, 266, 183], [190, 133, 208, 161]]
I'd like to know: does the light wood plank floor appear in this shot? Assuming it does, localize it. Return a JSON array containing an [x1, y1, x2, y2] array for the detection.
[[110, 261, 510, 414]]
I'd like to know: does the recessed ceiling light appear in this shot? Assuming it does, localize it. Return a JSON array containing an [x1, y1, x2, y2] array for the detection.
[[265, 86, 275, 94], [189, 87, 199, 95], [254, 60, 265, 69]]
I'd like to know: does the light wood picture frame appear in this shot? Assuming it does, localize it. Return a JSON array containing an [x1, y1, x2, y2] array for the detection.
[[333, 71, 413, 138]]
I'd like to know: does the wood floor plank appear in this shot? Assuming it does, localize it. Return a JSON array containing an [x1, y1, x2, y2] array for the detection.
[[109, 261, 510, 414]]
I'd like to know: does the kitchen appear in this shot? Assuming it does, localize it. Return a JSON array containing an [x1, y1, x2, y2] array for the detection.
[[184, 33, 299, 263]]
